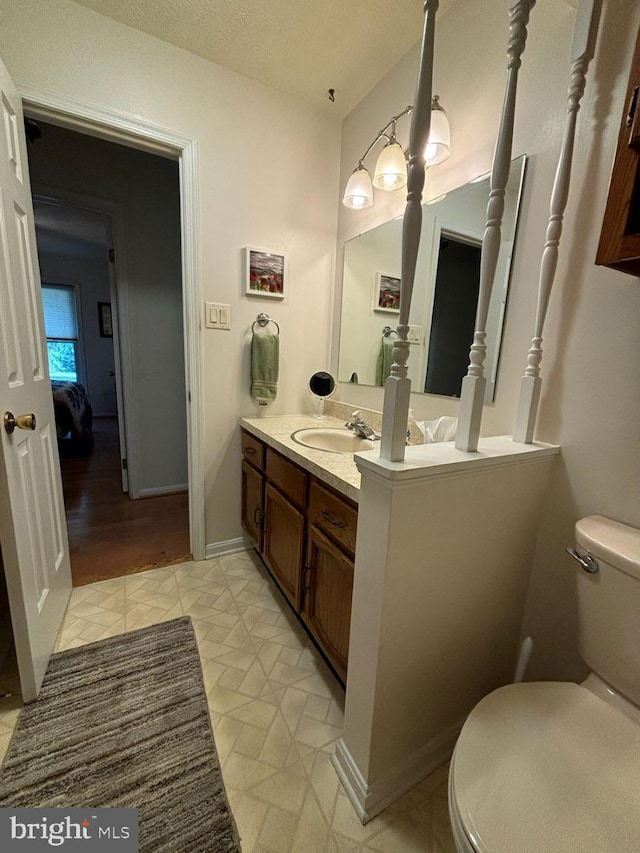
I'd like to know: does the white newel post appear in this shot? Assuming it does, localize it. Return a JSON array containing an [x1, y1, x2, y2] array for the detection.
[[380, 0, 439, 463], [455, 0, 536, 452], [513, 0, 601, 443]]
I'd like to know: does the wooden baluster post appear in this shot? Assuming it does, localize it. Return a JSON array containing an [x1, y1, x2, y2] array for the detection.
[[513, 0, 601, 443], [380, 0, 439, 462], [455, 0, 536, 452]]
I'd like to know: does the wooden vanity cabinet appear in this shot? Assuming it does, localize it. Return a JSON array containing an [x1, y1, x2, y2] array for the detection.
[[241, 460, 264, 550], [597, 26, 640, 275], [303, 480, 357, 681], [240, 428, 357, 681], [262, 448, 307, 610], [241, 431, 266, 550]]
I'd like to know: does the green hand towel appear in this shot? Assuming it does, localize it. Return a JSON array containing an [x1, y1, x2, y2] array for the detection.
[[375, 340, 394, 386], [251, 333, 279, 403]]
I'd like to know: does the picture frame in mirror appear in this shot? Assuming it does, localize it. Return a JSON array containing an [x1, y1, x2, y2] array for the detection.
[[373, 272, 401, 313]]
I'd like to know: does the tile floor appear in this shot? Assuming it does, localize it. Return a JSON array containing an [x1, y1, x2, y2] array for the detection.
[[0, 550, 456, 852]]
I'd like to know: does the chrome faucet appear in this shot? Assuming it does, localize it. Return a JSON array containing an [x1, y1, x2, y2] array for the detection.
[[345, 411, 380, 441]]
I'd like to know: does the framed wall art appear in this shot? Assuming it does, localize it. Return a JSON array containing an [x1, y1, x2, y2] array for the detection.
[[98, 301, 113, 337], [245, 247, 286, 299]]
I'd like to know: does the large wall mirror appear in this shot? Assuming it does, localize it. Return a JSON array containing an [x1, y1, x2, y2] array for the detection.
[[337, 155, 526, 401]]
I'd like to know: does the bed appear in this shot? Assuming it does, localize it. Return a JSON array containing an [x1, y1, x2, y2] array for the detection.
[[51, 380, 93, 441]]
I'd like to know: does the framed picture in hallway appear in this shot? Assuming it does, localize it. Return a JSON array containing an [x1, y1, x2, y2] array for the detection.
[[244, 247, 286, 299], [98, 302, 113, 337]]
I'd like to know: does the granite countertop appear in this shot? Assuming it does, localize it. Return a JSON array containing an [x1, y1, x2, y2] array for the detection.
[[240, 414, 376, 503]]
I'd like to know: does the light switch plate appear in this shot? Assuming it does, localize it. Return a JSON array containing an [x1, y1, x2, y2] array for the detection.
[[205, 302, 231, 330], [407, 324, 423, 345]]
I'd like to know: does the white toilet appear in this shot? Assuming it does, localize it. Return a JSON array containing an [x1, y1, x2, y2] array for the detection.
[[449, 515, 640, 853]]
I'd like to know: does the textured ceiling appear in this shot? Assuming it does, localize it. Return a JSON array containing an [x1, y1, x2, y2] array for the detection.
[[70, 0, 456, 117]]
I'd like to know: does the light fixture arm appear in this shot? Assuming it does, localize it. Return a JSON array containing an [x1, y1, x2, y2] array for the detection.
[[354, 106, 414, 169]]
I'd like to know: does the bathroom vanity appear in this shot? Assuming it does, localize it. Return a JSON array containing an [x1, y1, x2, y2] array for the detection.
[[240, 415, 361, 682], [241, 413, 562, 822]]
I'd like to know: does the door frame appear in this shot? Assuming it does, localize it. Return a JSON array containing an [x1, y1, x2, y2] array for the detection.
[[20, 84, 205, 561], [34, 190, 130, 492], [418, 218, 483, 395]]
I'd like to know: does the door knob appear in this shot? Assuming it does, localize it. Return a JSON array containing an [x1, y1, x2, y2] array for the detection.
[[108, 370, 115, 376], [4, 411, 36, 434]]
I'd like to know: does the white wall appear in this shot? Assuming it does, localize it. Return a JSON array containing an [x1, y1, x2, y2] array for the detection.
[[38, 252, 117, 417], [0, 0, 341, 545], [335, 0, 640, 682], [339, 218, 403, 386]]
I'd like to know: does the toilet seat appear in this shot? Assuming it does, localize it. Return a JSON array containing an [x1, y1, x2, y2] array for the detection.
[[450, 681, 640, 853]]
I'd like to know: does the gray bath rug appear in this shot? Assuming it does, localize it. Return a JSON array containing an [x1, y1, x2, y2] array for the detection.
[[0, 617, 241, 852]]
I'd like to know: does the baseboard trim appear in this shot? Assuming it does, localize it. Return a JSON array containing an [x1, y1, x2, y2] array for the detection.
[[137, 484, 188, 498], [205, 537, 254, 559], [331, 720, 462, 824]]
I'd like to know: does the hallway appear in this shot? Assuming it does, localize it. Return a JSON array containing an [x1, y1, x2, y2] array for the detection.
[[60, 417, 191, 585]]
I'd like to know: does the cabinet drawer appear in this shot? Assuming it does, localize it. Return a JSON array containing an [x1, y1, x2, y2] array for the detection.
[[308, 480, 357, 557], [242, 430, 265, 470], [266, 448, 307, 508]]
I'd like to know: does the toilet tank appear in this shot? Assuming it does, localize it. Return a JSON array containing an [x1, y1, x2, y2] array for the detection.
[[575, 515, 640, 708]]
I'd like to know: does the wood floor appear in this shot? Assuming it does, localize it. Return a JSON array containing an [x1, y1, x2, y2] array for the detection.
[[60, 417, 191, 586]]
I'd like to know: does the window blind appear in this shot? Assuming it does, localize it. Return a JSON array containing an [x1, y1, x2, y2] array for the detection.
[[42, 284, 78, 340]]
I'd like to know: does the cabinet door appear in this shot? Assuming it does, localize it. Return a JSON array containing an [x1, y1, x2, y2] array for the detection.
[[597, 26, 640, 274], [303, 524, 354, 683], [241, 460, 264, 550], [263, 483, 304, 610]]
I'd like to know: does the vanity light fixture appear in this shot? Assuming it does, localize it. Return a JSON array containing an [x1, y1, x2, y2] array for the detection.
[[342, 97, 451, 210]]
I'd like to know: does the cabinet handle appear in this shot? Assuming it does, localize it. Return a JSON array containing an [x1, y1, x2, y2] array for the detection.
[[626, 85, 639, 128], [321, 508, 345, 529], [627, 86, 640, 151], [245, 446, 257, 456], [253, 505, 261, 527]]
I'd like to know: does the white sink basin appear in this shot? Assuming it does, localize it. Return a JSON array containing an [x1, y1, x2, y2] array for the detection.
[[291, 427, 376, 454]]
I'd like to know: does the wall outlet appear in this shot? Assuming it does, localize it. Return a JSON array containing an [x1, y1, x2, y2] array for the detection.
[[205, 302, 231, 330]]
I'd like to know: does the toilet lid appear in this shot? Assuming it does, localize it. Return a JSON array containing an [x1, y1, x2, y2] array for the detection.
[[451, 682, 640, 853]]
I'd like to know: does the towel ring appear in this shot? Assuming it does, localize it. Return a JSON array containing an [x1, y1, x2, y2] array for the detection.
[[252, 312, 280, 335], [382, 326, 398, 340]]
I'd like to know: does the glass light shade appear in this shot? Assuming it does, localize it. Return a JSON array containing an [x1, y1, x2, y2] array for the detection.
[[373, 141, 407, 191], [343, 166, 374, 209], [424, 104, 450, 166]]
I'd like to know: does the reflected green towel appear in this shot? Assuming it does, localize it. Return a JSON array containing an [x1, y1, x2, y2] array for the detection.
[[251, 333, 279, 403], [375, 340, 394, 386]]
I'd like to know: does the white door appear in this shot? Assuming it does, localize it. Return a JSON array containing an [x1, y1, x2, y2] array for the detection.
[[0, 56, 72, 701]]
